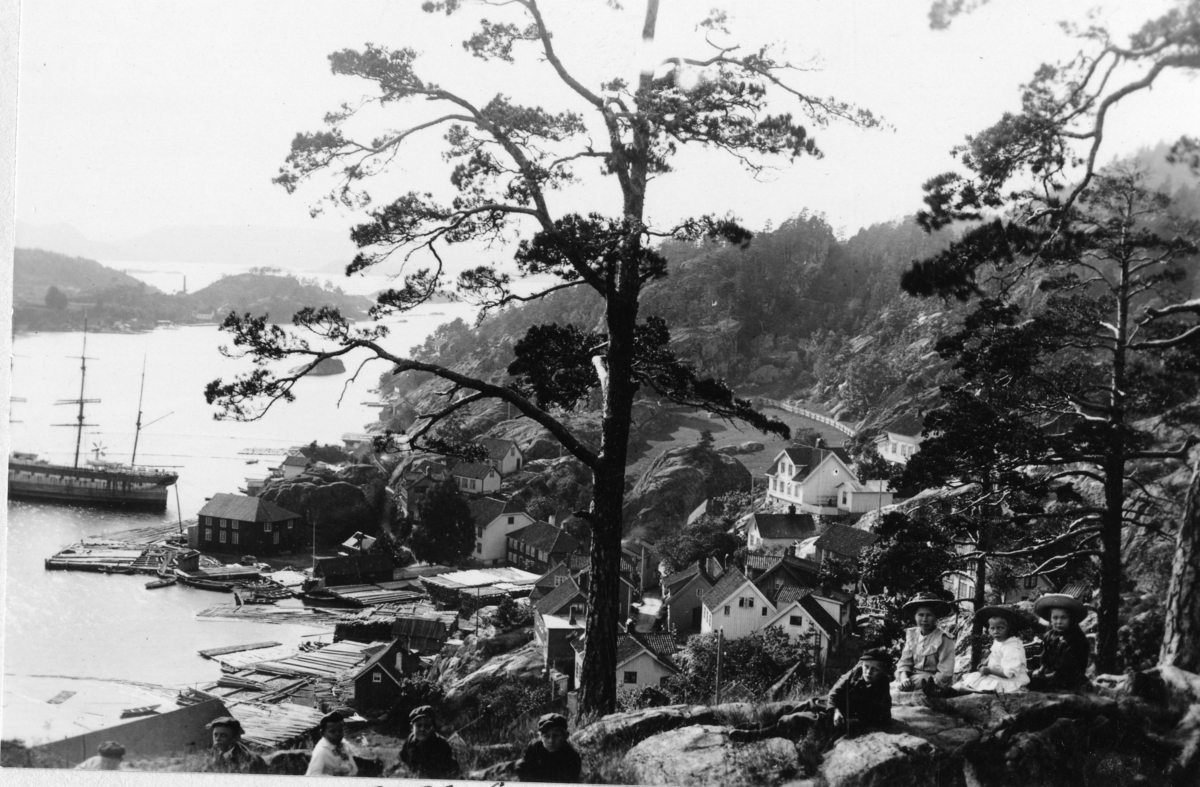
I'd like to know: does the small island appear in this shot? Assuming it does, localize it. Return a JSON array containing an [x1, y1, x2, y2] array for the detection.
[[291, 358, 346, 376]]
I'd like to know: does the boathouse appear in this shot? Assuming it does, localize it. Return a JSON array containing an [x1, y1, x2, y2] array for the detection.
[[197, 493, 301, 556]]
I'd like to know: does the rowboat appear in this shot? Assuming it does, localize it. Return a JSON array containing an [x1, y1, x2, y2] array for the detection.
[[177, 576, 237, 592], [120, 704, 161, 718], [145, 578, 176, 589]]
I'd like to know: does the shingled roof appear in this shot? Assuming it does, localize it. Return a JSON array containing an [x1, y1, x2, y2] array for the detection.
[[702, 567, 755, 611], [771, 444, 853, 482], [468, 496, 525, 528], [534, 576, 587, 617], [664, 562, 714, 598], [883, 413, 924, 438], [314, 554, 395, 580], [199, 493, 299, 522], [477, 437, 521, 462], [453, 461, 498, 480], [615, 630, 679, 672], [813, 524, 880, 559], [282, 453, 311, 468], [750, 511, 818, 541], [508, 521, 580, 554]]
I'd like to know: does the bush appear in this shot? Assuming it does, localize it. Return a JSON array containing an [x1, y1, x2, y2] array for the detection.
[[1117, 607, 1164, 673], [489, 595, 533, 631], [662, 627, 815, 703]]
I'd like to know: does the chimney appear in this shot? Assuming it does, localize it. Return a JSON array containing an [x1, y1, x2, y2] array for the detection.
[[568, 606, 578, 626]]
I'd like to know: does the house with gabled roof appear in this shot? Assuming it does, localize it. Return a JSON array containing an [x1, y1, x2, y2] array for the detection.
[[764, 443, 859, 514], [874, 413, 924, 465], [280, 452, 312, 479], [701, 568, 774, 639], [810, 523, 880, 565], [746, 507, 820, 552], [313, 554, 396, 587], [468, 496, 535, 565], [534, 576, 588, 619], [451, 461, 501, 495], [506, 521, 580, 575], [752, 554, 820, 604], [762, 592, 841, 665], [660, 562, 716, 636], [530, 560, 574, 602], [535, 578, 588, 678], [196, 493, 301, 556], [350, 640, 424, 711], [476, 437, 525, 476], [571, 630, 680, 694]]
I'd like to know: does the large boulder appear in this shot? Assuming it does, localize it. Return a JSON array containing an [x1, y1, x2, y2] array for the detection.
[[625, 724, 800, 787], [821, 733, 940, 787], [623, 446, 751, 533], [573, 704, 725, 750]]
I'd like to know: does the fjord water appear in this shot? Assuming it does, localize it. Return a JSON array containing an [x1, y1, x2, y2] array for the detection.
[[3, 303, 474, 696]]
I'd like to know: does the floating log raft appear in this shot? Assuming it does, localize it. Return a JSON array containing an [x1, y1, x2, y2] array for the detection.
[[198, 641, 282, 659]]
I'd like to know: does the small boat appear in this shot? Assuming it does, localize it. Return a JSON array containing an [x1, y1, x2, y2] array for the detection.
[[120, 704, 161, 719], [177, 576, 237, 592], [145, 578, 176, 590], [298, 590, 363, 608], [245, 459, 259, 465]]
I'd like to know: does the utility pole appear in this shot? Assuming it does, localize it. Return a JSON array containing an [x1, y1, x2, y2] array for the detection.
[[714, 629, 723, 705]]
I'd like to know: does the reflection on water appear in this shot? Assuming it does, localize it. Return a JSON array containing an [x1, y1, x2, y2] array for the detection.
[[3, 304, 474, 708]]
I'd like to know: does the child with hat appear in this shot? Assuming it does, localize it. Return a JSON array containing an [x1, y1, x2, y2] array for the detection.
[[731, 649, 893, 744], [75, 741, 127, 770], [894, 592, 957, 692], [1027, 593, 1090, 692], [206, 716, 267, 773], [515, 712, 582, 783], [398, 705, 459, 780], [950, 606, 1029, 694]]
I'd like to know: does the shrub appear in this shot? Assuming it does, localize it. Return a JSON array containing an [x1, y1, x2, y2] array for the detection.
[[1117, 607, 1164, 673]]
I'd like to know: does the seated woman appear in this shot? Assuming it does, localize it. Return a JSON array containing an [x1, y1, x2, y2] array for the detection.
[[950, 606, 1029, 694], [305, 711, 358, 777], [1027, 593, 1090, 692], [894, 592, 956, 692]]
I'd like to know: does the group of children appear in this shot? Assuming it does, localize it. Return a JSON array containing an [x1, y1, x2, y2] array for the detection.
[[730, 590, 1092, 747]]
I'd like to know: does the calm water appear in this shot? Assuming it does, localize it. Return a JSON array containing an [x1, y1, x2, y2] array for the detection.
[[2, 302, 475, 700]]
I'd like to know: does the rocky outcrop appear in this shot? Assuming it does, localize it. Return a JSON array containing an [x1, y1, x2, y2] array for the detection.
[[289, 357, 345, 376], [258, 463, 389, 545], [669, 319, 742, 379], [623, 447, 752, 533], [440, 637, 543, 701], [717, 441, 766, 456], [821, 733, 939, 787], [573, 704, 727, 750], [625, 724, 800, 787]]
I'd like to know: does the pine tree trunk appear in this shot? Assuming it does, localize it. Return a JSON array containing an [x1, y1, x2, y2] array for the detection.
[[1096, 463, 1125, 674], [1160, 459, 1200, 673]]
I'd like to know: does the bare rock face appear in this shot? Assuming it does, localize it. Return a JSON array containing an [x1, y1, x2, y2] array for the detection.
[[442, 638, 543, 700], [258, 463, 388, 545], [573, 704, 725, 751], [623, 446, 751, 533], [821, 733, 940, 787], [625, 724, 800, 787]]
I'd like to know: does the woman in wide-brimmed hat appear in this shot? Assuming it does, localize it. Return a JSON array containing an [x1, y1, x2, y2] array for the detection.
[[950, 605, 1029, 694], [1028, 594, 1091, 692], [75, 741, 127, 770], [894, 592, 957, 692]]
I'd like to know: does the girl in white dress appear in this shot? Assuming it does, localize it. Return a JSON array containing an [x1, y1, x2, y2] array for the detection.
[[952, 606, 1029, 694]]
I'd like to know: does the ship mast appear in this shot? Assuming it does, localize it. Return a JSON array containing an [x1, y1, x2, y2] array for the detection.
[[54, 317, 99, 468], [131, 355, 147, 465]]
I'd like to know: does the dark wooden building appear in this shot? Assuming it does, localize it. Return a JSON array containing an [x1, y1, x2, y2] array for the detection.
[[313, 554, 395, 588], [196, 493, 301, 556]]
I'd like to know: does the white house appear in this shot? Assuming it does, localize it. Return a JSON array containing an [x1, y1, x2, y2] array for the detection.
[[468, 496, 535, 565], [836, 480, 895, 514], [280, 453, 311, 479], [701, 568, 775, 639], [762, 589, 842, 665], [574, 631, 679, 693], [451, 461, 502, 495], [477, 437, 525, 476], [873, 413, 924, 465], [746, 507, 820, 553], [764, 444, 858, 514]]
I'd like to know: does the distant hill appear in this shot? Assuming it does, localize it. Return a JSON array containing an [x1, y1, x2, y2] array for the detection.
[[13, 247, 149, 302], [189, 272, 373, 320], [15, 222, 358, 270]]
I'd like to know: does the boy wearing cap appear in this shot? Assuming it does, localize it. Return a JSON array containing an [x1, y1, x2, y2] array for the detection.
[[206, 716, 267, 774], [895, 592, 957, 692], [1027, 594, 1090, 692], [731, 649, 893, 743], [515, 713, 582, 783], [75, 741, 127, 770], [398, 705, 459, 780]]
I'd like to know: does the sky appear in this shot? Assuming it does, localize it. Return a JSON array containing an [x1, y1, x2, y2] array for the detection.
[[9, 0, 1198, 258]]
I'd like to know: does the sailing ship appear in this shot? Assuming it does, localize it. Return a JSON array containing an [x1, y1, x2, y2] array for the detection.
[[7, 320, 178, 511]]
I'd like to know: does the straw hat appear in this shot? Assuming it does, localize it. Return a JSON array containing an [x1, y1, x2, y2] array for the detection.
[[974, 605, 1023, 631], [97, 742, 126, 758], [901, 592, 954, 619], [1033, 593, 1087, 622]]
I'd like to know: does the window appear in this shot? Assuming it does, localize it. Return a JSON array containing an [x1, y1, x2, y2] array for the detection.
[[508, 516, 515, 524], [287, 521, 293, 530], [554, 576, 567, 586], [232, 532, 239, 545], [737, 598, 745, 608], [695, 588, 703, 597], [476, 543, 482, 553], [372, 673, 382, 684], [789, 615, 803, 626], [220, 531, 227, 544], [232, 521, 238, 530], [724, 605, 731, 616], [205, 528, 212, 541], [623, 671, 638, 684], [746, 597, 754, 608], [761, 606, 768, 616], [273, 532, 280, 545], [1023, 575, 1039, 589]]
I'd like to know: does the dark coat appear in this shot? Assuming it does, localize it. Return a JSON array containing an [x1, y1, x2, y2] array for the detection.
[[399, 732, 459, 779], [515, 739, 582, 784], [1030, 626, 1089, 690], [827, 668, 892, 729], [208, 742, 267, 774]]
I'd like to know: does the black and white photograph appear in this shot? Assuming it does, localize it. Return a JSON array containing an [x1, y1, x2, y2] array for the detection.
[[2, 1, 1199, 785]]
